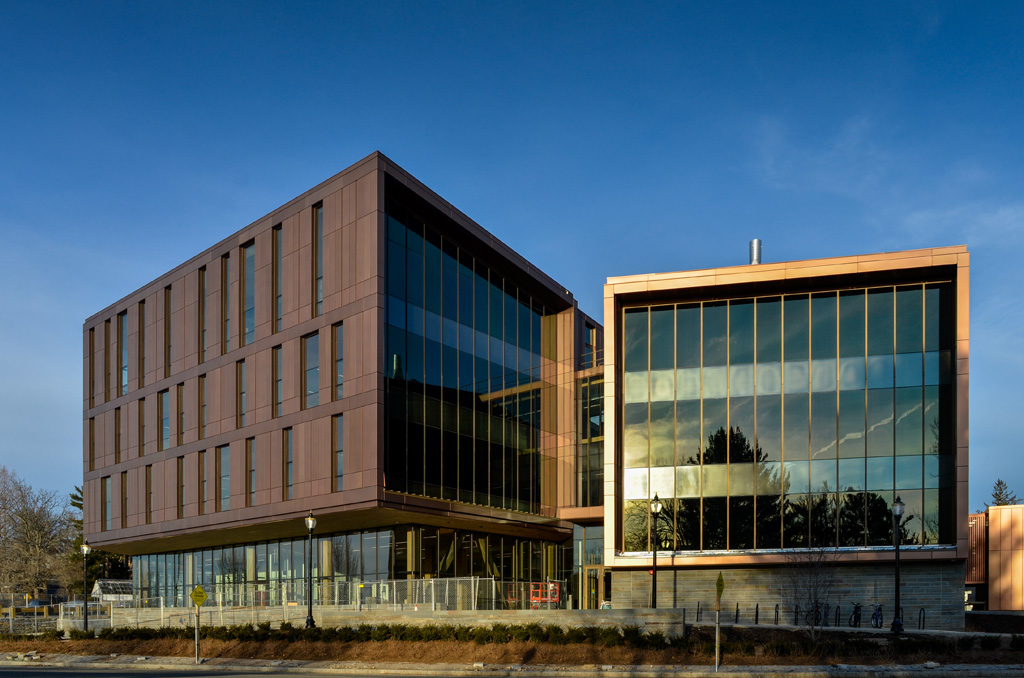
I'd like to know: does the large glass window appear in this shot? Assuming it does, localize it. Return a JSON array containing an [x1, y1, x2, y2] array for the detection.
[[302, 333, 319, 409], [382, 203, 550, 513], [620, 281, 955, 552], [241, 241, 255, 345], [313, 204, 323, 316]]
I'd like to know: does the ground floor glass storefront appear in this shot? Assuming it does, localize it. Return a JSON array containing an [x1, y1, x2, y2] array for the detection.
[[133, 524, 571, 607]]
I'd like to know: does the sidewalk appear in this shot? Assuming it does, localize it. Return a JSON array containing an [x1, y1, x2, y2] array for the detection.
[[4, 653, 1024, 677]]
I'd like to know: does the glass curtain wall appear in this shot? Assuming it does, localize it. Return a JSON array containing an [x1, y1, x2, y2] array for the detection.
[[621, 282, 955, 553], [133, 526, 566, 604], [577, 376, 604, 507], [383, 200, 549, 513]]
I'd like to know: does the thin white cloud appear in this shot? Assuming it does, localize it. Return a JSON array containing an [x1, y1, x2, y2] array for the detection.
[[902, 202, 1024, 249]]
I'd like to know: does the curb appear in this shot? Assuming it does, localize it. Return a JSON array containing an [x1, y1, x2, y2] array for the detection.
[[4, 655, 1024, 677]]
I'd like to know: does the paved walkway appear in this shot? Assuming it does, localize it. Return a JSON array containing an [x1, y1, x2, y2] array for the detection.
[[3, 653, 1024, 677]]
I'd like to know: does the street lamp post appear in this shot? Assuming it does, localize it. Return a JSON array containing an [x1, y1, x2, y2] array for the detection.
[[304, 510, 317, 629], [891, 496, 905, 635], [650, 493, 663, 609], [81, 539, 92, 634]]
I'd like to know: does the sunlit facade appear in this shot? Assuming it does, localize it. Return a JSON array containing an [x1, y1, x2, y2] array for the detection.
[[604, 247, 969, 628]]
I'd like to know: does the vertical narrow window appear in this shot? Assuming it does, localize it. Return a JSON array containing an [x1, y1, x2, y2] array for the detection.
[[245, 437, 255, 507], [582, 323, 596, 369], [272, 225, 283, 332], [313, 204, 323, 316], [137, 397, 146, 457], [103, 319, 111, 402], [101, 476, 111, 531], [216, 445, 230, 511], [177, 456, 185, 519], [198, 375, 206, 440], [118, 311, 128, 396], [241, 241, 255, 345], [198, 267, 206, 364], [120, 472, 128, 529], [88, 327, 95, 408], [144, 465, 153, 524], [237, 360, 247, 427], [114, 407, 122, 464], [175, 383, 185, 446], [283, 428, 293, 501], [198, 450, 206, 516], [302, 333, 319, 409], [158, 389, 170, 451], [272, 346, 282, 418], [333, 323, 344, 399], [163, 286, 172, 378], [137, 300, 146, 387], [333, 414, 343, 492], [221, 253, 231, 354], [88, 417, 95, 471]]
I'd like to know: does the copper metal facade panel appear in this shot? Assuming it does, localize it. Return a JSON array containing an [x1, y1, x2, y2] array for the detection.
[[84, 152, 584, 557]]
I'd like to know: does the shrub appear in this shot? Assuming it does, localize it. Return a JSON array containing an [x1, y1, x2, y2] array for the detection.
[[544, 625, 566, 645], [489, 623, 510, 644], [956, 635, 976, 652], [335, 625, 356, 642], [621, 625, 644, 648], [564, 626, 588, 644], [453, 625, 473, 642], [353, 624, 373, 642], [40, 628, 64, 641], [370, 625, 391, 642], [980, 635, 1001, 651], [419, 624, 446, 642], [598, 627, 622, 647], [668, 633, 689, 651], [1011, 635, 1024, 651], [254, 621, 272, 640], [68, 628, 94, 640], [510, 624, 530, 642], [645, 630, 666, 650], [524, 623, 546, 643], [472, 627, 491, 645]]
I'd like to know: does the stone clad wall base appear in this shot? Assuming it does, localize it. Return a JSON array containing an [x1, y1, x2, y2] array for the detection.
[[611, 560, 966, 631]]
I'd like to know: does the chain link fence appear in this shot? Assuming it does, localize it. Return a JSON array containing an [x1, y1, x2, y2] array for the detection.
[[57, 578, 568, 631]]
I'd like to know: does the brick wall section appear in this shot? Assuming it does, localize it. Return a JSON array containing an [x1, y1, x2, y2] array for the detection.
[[612, 560, 965, 631]]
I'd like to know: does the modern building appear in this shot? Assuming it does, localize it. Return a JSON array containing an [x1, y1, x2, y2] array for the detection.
[[604, 246, 969, 628], [966, 505, 1024, 611], [82, 152, 600, 608], [83, 152, 968, 628]]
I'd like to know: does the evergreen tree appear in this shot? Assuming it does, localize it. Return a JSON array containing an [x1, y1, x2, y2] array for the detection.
[[988, 478, 1019, 507]]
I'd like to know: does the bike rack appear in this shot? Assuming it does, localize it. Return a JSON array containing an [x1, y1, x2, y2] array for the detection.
[[918, 608, 925, 630], [734, 602, 739, 624], [834, 603, 840, 627], [774, 603, 779, 625], [696, 601, 702, 622], [755, 603, 759, 625], [794, 604, 800, 625]]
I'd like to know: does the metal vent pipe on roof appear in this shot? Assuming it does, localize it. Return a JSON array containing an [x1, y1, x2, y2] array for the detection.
[[749, 239, 762, 265]]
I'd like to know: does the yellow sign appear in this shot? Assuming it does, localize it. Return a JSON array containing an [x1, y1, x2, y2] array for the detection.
[[189, 585, 208, 608]]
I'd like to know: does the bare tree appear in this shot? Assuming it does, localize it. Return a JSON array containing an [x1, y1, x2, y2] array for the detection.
[[783, 546, 840, 642], [0, 466, 77, 601]]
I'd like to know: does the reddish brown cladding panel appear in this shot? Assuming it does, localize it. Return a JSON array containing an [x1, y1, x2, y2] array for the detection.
[[967, 512, 987, 585]]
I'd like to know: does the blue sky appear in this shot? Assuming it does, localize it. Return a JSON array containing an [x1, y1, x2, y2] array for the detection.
[[1, 2, 1021, 510]]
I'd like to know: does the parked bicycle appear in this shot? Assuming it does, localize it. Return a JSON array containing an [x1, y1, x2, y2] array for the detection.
[[870, 604, 884, 629], [805, 601, 824, 626], [848, 602, 862, 627]]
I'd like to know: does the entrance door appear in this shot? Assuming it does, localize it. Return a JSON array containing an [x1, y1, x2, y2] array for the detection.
[[582, 565, 606, 609]]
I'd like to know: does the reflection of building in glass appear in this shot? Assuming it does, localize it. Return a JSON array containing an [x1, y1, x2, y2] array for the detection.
[[606, 248, 968, 628], [82, 152, 967, 628], [84, 153, 600, 608]]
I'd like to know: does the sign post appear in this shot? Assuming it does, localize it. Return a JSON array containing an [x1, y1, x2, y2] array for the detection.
[[715, 572, 724, 672], [189, 586, 208, 665]]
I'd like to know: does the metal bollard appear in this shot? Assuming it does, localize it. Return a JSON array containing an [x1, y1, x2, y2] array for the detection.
[[774, 603, 779, 625], [755, 603, 759, 625], [918, 608, 926, 630], [735, 602, 739, 624], [834, 603, 840, 627], [697, 601, 702, 622]]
